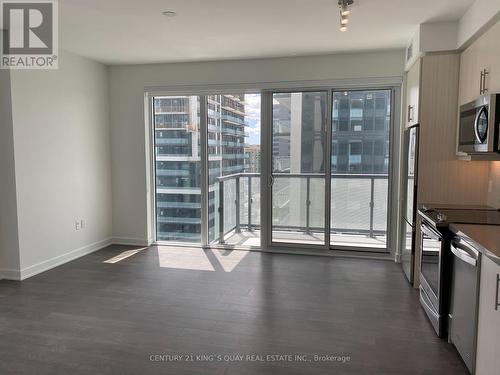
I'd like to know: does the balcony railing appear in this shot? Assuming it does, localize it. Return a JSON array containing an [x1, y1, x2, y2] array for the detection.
[[215, 172, 388, 245]]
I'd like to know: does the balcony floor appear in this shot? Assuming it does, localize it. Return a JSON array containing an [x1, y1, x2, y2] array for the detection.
[[221, 229, 387, 250]]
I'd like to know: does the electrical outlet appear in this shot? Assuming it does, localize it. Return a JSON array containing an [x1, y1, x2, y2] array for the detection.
[[75, 221, 80, 230]]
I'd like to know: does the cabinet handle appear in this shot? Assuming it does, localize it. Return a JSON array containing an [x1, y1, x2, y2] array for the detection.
[[407, 105, 413, 122], [483, 69, 489, 94], [496, 273, 499, 311], [480, 70, 484, 94]]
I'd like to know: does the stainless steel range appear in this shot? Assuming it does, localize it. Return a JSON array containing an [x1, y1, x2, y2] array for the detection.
[[417, 205, 500, 338]]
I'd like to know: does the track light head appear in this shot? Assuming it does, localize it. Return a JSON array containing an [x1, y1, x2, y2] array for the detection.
[[338, 0, 353, 32]]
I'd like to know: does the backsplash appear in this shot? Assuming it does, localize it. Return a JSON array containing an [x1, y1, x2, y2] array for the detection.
[[488, 161, 500, 208]]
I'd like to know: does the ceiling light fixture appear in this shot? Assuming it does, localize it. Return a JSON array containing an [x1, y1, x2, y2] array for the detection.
[[338, 0, 354, 32], [162, 10, 177, 17]]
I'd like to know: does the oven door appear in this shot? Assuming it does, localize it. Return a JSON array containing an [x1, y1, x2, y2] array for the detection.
[[419, 222, 443, 311]]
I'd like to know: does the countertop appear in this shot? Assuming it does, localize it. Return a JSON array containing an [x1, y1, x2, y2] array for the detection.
[[450, 223, 500, 265], [420, 203, 493, 210]]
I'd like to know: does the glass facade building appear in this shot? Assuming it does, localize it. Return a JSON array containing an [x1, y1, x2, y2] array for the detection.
[[332, 90, 391, 174]]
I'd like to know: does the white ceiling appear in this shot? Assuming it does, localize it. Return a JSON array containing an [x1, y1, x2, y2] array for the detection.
[[60, 0, 475, 65]]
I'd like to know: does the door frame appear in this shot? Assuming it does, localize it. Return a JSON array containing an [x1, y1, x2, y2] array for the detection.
[[262, 85, 402, 255], [261, 88, 332, 252]]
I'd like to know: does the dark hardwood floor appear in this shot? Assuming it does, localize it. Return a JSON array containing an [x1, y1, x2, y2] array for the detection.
[[0, 245, 468, 374]]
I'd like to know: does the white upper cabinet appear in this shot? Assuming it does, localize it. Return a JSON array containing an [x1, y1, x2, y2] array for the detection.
[[459, 20, 500, 106], [480, 21, 500, 96], [459, 41, 479, 105], [405, 58, 420, 126]]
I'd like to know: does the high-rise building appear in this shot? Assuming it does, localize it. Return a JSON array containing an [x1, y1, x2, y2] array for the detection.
[[332, 90, 390, 174], [272, 90, 391, 176], [154, 95, 248, 242], [244, 144, 261, 173]]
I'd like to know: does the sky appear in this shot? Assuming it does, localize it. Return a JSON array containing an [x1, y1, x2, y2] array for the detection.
[[244, 94, 261, 145]]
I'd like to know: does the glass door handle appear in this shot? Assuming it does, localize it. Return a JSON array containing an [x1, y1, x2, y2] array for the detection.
[[268, 175, 274, 187]]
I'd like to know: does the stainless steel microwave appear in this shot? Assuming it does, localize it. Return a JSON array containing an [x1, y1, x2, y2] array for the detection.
[[458, 94, 500, 155]]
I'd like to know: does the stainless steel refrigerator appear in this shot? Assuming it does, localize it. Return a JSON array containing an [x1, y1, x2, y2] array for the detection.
[[401, 124, 419, 283]]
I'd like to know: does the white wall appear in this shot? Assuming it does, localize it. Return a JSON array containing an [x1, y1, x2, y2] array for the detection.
[[108, 50, 405, 244], [458, 0, 500, 48], [488, 162, 500, 208], [419, 22, 458, 53], [0, 68, 21, 278], [8, 50, 113, 279]]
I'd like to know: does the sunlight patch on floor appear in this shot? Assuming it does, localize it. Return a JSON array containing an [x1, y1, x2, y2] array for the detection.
[[212, 249, 249, 272], [103, 247, 147, 264], [155, 246, 249, 272], [157, 247, 215, 271]]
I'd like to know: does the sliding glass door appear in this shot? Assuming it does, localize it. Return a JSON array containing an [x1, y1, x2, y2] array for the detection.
[[264, 88, 393, 252], [153, 96, 202, 243], [270, 91, 329, 245], [207, 93, 261, 247], [330, 90, 391, 250], [151, 86, 394, 253], [153, 93, 261, 247]]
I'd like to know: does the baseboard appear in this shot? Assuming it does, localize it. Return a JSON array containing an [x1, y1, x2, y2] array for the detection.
[[112, 237, 150, 246], [0, 237, 149, 281], [0, 268, 21, 281], [0, 270, 19, 280], [17, 238, 113, 281]]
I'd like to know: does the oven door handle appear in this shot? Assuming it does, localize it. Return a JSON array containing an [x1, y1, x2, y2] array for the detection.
[[420, 286, 439, 319], [451, 242, 478, 267], [421, 223, 441, 241]]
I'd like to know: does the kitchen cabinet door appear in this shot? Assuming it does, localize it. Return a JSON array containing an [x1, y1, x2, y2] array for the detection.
[[481, 21, 500, 95], [405, 59, 420, 125], [475, 256, 500, 375], [459, 42, 479, 105]]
